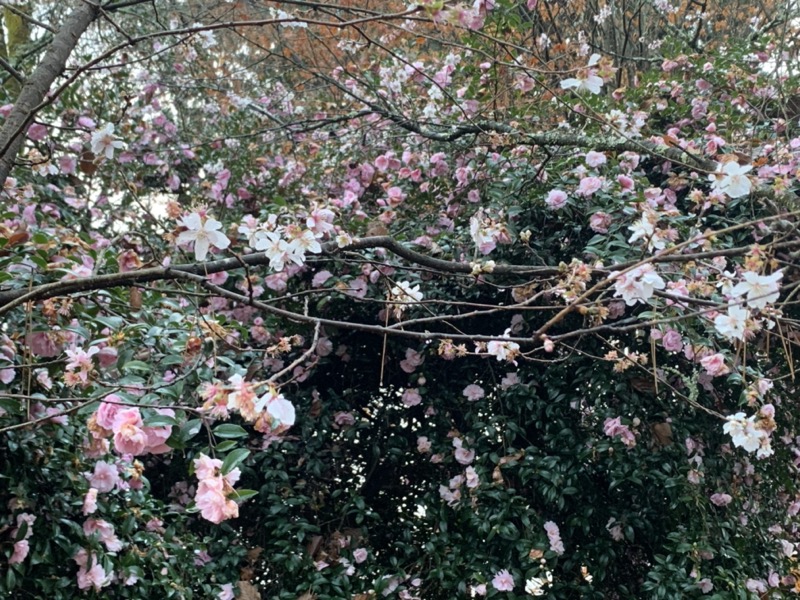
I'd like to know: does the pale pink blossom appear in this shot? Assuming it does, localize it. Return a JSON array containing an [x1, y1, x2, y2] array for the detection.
[[111, 407, 147, 455], [545, 189, 568, 209], [544, 520, 565, 555], [83, 488, 98, 515], [402, 388, 422, 407], [585, 151, 607, 167], [88, 461, 119, 492], [9, 540, 29, 564], [710, 493, 732, 506], [462, 384, 485, 401], [492, 569, 515, 591], [700, 353, 729, 377]]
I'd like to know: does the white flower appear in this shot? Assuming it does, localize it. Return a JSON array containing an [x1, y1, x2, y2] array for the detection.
[[260, 231, 305, 272], [611, 264, 666, 306], [176, 212, 230, 261], [288, 230, 322, 255], [730, 270, 782, 309], [714, 304, 749, 341], [709, 162, 752, 198], [525, 572, 553, 596], [561, 58, 604, 94], [627, 208, 666, 251], [487, 329, 521, 364], [267, 395, 296, 427], [389, 281, 423, 319], [723, 412, 764, 452], [90, 123, 126, 160]]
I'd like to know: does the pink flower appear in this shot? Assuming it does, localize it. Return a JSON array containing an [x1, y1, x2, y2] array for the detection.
[[698, 578, 713, 593], [218, 583, 235, 600], [585, 151, 607, 167], [111, 407, 147, 455], [455, 447, 475, 465], [700, 353, 729, 377], [604, 417, 636, 447], [492, 569, 514, 591], [95, 396, 122, 430], [196, 477, 239, 524], [9, 540, 29, 565], [576, 176, 603, 197], [710, 493, 732, 506], [402, 388, 422, 407], [545, 189, 568, 209], [462, 384, 485, 401], [88, 461, 119, 493], [589, 211, 611, 233], [143, 409, 175, 454], [417, 436, 431, 453], [83, 489, 98, 515], [77, 560, 111, 592], [194, 454, 223, 480], [353, 547, 368, 563], [661, 329, 683, 352], [544, 520, 565, 555]]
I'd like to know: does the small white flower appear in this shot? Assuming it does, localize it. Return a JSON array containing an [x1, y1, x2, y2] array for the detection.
[[709, 162, 752, 198], [176, 212, 230, 261], [389, 281, 423, 319], [714, 304, 749, 341], [90, 123, 126, 160], [730, 270, 782, 309]]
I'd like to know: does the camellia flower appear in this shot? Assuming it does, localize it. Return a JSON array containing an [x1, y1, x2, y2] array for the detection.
[[714, 304, 749, 341], [487, 330, 521, 364], [730, 270, 782, 309], [492, 569, 515, 591], [525, 572, 553, 596], [561, 53, 604, 94], [389, 281, 423, 319], [176, 212, 231, 261], [709, 161, 752, 198], [90, 123, 126, 160], [611, 264, 666, 306], [723, 412, 765, 452]]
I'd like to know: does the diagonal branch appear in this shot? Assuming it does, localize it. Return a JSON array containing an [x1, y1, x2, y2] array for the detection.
[[0, 1, 100, 183]]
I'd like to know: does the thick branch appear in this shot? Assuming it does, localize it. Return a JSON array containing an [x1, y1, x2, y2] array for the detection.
[[0, 1, 99, 182]]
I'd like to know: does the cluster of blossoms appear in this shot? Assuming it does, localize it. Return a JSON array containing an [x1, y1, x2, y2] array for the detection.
[[193, 454, 241, 524], [199, 376, 296, 436], [239, 210, 332, 271], [611, 264, 665, 305], [723, 405, 776, 458], [88, 396, 174, 456], [469, 208, 510, 255], [388, 281, 424, 320], [485, 330, 521, 364]]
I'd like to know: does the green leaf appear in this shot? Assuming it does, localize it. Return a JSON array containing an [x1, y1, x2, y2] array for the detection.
[[232, 489, 258, 502], [213, 424, 248, 439], [143, 414, 178, 428], [122, 360, 151, 373], [221, 448, 250, 475], [180, 419, 202, 442]]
